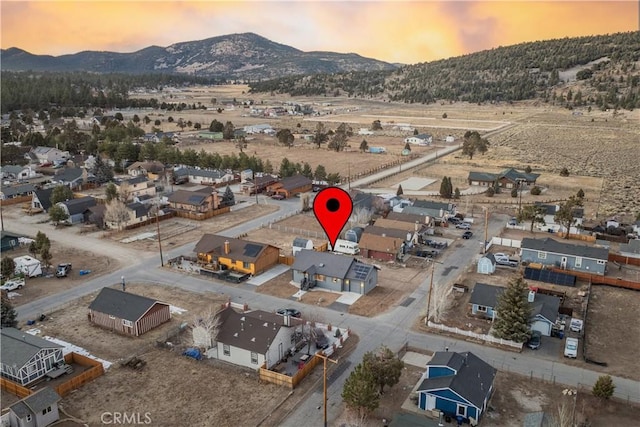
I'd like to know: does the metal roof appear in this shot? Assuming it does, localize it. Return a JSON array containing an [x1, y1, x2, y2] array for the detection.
[[88, 287, 169, 322]]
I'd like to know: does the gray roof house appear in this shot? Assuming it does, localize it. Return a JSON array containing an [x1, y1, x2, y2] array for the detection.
[[56, 196, 97, 225], [212, 306, 304, 370], [403, 200, 456, 220], [9, 387, 61, 427], [520, 237, 609, 276], [31, 187, 55, 212], [0, 328, 64, 386], [88, 287, 171, 337], [416, 351, 496, 424], [51, 167, 94, 188], [619, 239, 640, 259], [469, 283, 561, 336], [291, 249, 378, 294], [0, 183, 36, 200]]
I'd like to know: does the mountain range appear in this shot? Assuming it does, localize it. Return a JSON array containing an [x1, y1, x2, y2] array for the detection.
[[0, 32, 397, 79]]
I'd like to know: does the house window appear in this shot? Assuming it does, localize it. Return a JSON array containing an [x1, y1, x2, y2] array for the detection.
[[537, 251, 547, 259], [223, 344, 230, 356], [457, 404, 467, 417], [243, 261, 251, 269], [26, 415, 32, 422], [597, 260, 605, 265], [122, 319, 133, 327], [315, 274, 325, 281], [42, 406, 52, 415], [575, 257, 582, 267], [333, 278, 339, 283], [477, 306, 487, 313], [251, 352, 258, 364]]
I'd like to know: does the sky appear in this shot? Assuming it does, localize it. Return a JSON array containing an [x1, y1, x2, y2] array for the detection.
[[1, 1, 638, 65]]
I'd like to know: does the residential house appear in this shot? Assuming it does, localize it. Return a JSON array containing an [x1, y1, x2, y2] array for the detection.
[[28, 147, 70, 165], [402, 200, 456, 222], [520, 237, 609, 276], [0, 328, 64, 386], [142, 132, 177, 143], [392, 198, 413, 213], [126, 161, 165, 179], [115, 176, 156, 202], [363, 225, 416, 243], [468, 168, 540, 189], [404, 133, 433, 145], [195, 234, 280, 276], [469, 283, 561, 336], [0, 184, 36, 201], [292, 238, 314, 256], [167, 187, 220, 215], [535, 203, 584, 234], [291, 249, 378, 294], [619, 239, 640, 260], [266, 175, 313, 199], [211, 306, 303, 370], [8, 387, 61, 427], [244, 124, 273, 134], [477, 254, 496, 275], [51, 167, 94, 189], [173, 167, 235, 186], [1, 165, 38, 182], [88, 287, 171, 337], [56, 196, 97, 225], [240, 169, 253, 182], [358, 232, 406, 262], [373, 218, 422, 237], [386, 211, 435, 226], [416, 351, 496, 424], [240, 174, 279, 195], [105, 202, 152, 229], [1, 231, 22, 252], [31, 188, 54, 212], [351, 192, 374, 216]]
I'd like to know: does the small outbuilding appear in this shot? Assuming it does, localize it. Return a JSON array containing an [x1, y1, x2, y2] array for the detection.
[[292, 237, 314, 256], [88, 287, 171, 337], [9, 387, 61, 427], [477, 254, 496, 275]]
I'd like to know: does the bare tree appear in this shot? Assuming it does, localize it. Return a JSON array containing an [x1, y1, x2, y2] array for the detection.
[[348, 207, 372, 230], [104, 200, 131, 231], [118, 182, 132, 202], [191, 308, 221, 350], [429, 274, 453, 323]]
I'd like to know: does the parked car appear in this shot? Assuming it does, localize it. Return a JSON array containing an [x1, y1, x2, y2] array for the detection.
[[271, 194, 285, 200], [496, 259, 518, 267], [415, 249, 439, 258], [0, 278, 25, 291], [56, 263, 72, 278], [462, 231, 473, 239], [456, 223, 471, 230], [569, 318, 584, 333], [313, 328, 330, 350], [508, 217, 518, 226], [527, 331, 542, 350], [564, 337, 578, 358], [447, 217, 462, 224], [276, 308, 301, 318]]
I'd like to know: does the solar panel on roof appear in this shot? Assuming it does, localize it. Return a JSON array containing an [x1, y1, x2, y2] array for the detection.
[[187, 195, 205, 204], [243, 243, 263, 258], [353, 264, 371, 280]]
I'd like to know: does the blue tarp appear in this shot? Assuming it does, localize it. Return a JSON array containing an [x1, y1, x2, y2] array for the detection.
[[183, 348, 202, 360]]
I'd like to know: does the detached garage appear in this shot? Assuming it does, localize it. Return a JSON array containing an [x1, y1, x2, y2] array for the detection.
[[88, 288, 171, 337]]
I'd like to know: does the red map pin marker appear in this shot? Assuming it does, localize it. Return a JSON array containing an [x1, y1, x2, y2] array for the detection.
[[313, 187, 353, 249]]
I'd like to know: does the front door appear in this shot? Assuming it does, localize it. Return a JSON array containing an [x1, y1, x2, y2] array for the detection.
[[561, 257, 567, 269], [426, 394, 436, 410]]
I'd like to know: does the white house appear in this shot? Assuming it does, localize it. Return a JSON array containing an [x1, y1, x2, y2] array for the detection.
[[243, 124, 273, 134], [115, 176, 157, 202], [1, 165, 38, 182], [0, 328, 64, 386], [210, 306, 304, 370], [28, 147, 70, 165], [404, 134, 433, 146], [173, 167, 234, 186]]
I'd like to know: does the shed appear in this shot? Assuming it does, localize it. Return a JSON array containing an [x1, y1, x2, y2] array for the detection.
[[1, 231, 22, 252], [477, 254, 496, 275], [88, 287, 171, 337], [292, 237, 314, 256], [9, 387, 61, 427]]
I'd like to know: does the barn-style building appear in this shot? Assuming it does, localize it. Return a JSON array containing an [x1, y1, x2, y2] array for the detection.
[[88, 288, 171, 337]]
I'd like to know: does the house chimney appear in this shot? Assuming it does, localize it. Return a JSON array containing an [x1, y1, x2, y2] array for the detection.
[[528, 290, 536, 303], [224, 240, 230, 255]]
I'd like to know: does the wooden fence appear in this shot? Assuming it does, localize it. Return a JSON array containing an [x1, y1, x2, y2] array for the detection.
[[609, 253, 640, 267], [279, 255, 294, 266], [0, 377, 32, 398], [550, 267, 640, 291], [174, 206, 231, 221], [291, 354, 322, 388], [258, 353, 322, 389], [0, 195, 31, 206], [55, 352, 105, 397], [428, 321, 523, 350], [122, 211, 176, 230]]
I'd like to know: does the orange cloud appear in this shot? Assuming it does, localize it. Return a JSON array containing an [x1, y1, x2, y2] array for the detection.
[[1, 1, 637, 64]]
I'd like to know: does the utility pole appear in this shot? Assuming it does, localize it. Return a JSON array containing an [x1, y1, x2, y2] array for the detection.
[[483, 207, 489, 254], [347, 163, 351, 191], [425, 261, 442, 325], [155, 205, 164, 266], [315, 352, 338, 427]]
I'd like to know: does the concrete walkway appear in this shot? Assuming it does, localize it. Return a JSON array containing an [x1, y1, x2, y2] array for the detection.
[[246, 264, 290, 286]]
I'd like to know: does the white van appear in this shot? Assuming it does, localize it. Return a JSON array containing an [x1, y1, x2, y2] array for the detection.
[[330, 239, 360, 255], [564, 337, 578, 358]]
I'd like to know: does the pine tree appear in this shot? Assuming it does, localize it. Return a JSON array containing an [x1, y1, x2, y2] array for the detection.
[[493, 278, 532, 343], [454, 188, 461, 199], [362, 346, 404, 394], [396, 184, 404, 196], [1, 293, 18, 328], [439, 176, 452, 199], [592, 375, 615, 400], [1, 257, 15, 279], [341, 363, 380, 424], [222, 185, 235, 207], [92, 155, 114, 184], [50, 185, 74, 205]]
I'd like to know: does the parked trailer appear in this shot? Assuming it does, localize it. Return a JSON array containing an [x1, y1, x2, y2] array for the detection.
[[13, 255, 43, 277], [329, 239, 360, 255]]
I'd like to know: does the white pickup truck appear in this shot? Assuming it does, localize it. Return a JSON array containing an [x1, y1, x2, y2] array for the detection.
[[0, 278, 25, 291], [564, 337, 579, 358]]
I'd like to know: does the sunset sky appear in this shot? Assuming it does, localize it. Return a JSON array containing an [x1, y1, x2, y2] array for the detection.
[[1, 1, 637, 64]]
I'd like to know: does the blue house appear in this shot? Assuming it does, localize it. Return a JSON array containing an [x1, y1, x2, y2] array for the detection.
[[417, 351, 496, 425], [520, 237, 608, 276], [469, 283, 561, 336]]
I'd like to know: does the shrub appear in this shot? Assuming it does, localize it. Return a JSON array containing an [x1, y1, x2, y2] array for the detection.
[[559, 167, 570, 177], [592, 375, 615, 400], [511, 188, 518, 198], [530, 186, 542, 196], [486, 187, 495, 197]]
